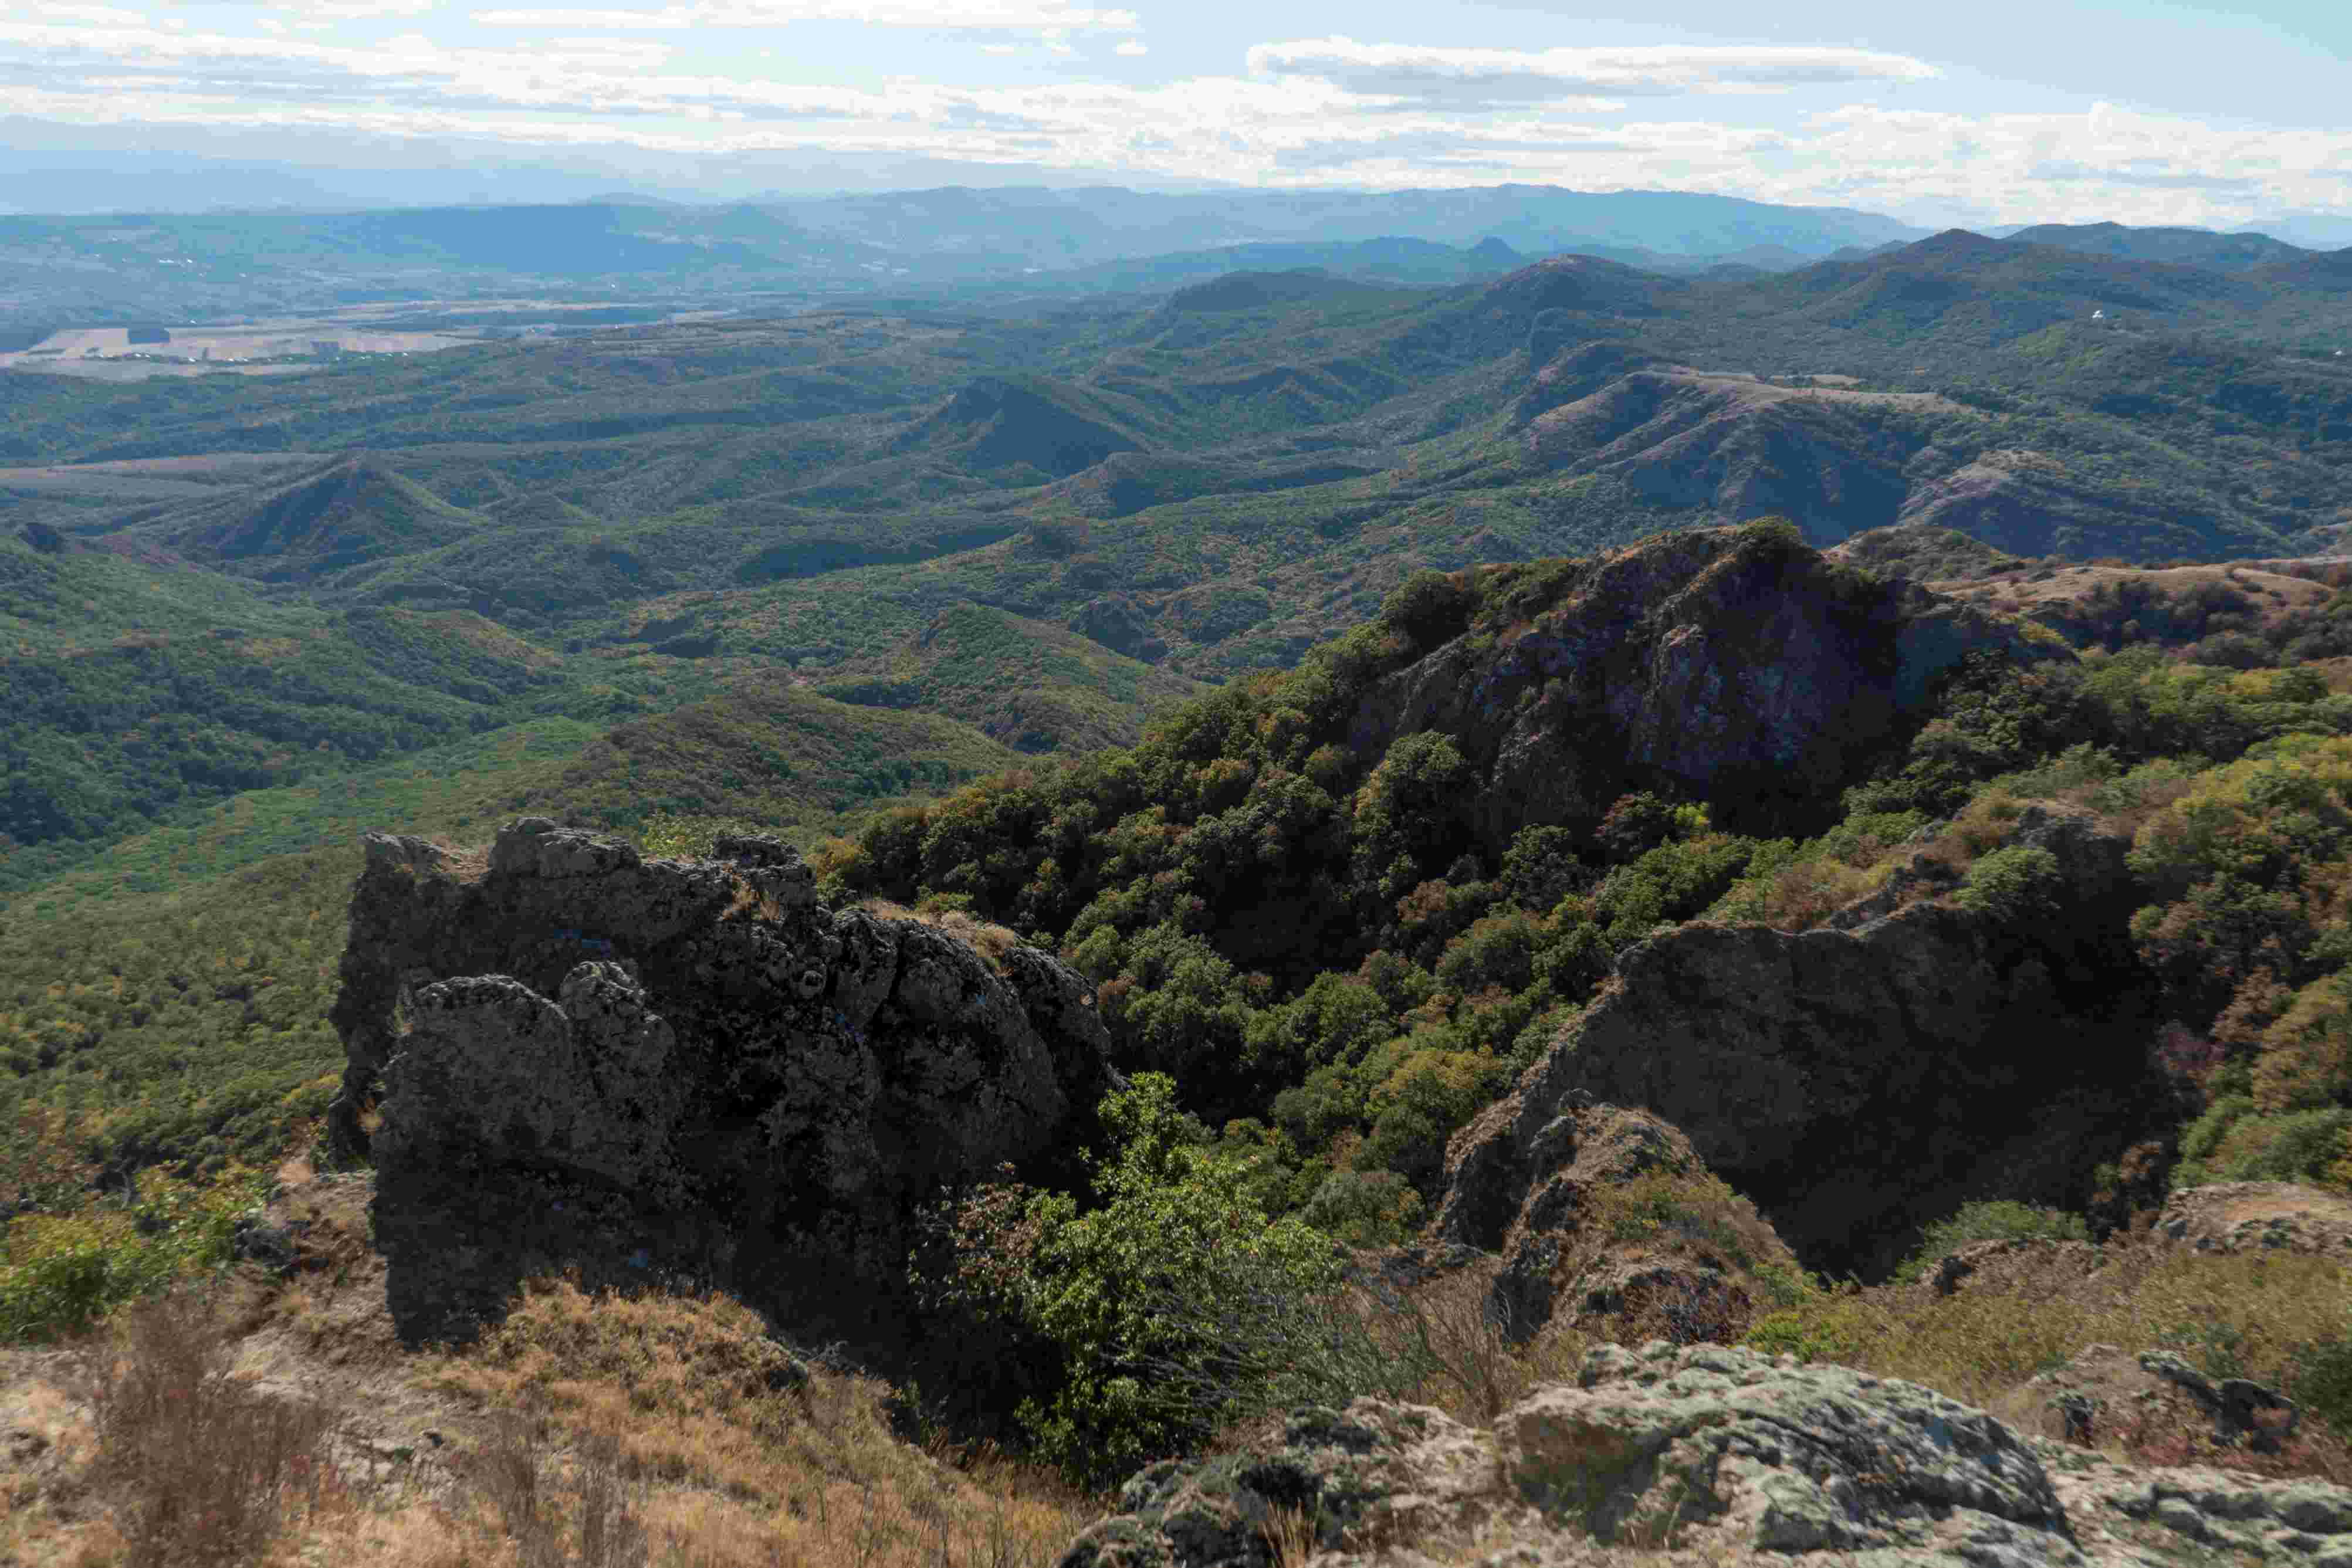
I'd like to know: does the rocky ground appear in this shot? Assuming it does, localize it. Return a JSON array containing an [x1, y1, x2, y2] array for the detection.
[[1065, 1341, 2352, 1568]]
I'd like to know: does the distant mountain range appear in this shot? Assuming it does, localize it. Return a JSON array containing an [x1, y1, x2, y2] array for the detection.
[[4, 187, 2351, 336]]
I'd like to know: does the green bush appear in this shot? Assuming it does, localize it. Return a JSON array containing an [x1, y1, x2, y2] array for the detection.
[[2178, 1108, 2352, 1187], [1300, 1169, 1426, 1248], [2292, 1332, 2352, 1436], [0, 1171, 263, 1342], [1951, 845, 2065, 921], [1894, 1200, 2091, 1283], [957, 1075, 1345, 1486], [1380, 570, 1477, 651]]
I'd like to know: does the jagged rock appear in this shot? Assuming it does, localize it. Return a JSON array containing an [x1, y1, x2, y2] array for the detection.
[[229, 1217, 303, 1277], [2155, 1181, 2352, 1258], [1058, 1342, 2089, 1567], [2137, 1353, 2300, 1455], [2029, 1342, 2309, 1462], [2033, 1440, 2352, 1566], [1436, 1100, 1800, 1347], [330, 819, 1114, 1353], [1420, 808, 2154, 1288], [1344, 525, 2066, 844], [1911, 1238, 2106, 1303], [1434, 804, 2164, 1280]]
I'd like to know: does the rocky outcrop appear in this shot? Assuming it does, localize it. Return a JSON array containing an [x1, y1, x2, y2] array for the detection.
[[330, 818, 1114, 1353], [1436, 804, 2165, 1280], [1057, 1342, 2352, 1567], [1061, 1342, 2083, 1566], [1346, 524, 2068, 841], [2152, 1181, 2352, 1258], [1433, 1099, 1803, 1349]]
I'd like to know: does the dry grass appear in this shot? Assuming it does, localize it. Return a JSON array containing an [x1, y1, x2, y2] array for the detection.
[[6, 1248, 1097, 1568], [60, 1291, 357, 1567], [1748, 1237, 2352, 1482], [416, 1276, 1097, 1568], [1738, 855, 1891, 931], [719, 877, 794, 923], [854, 898, 1024, 972]]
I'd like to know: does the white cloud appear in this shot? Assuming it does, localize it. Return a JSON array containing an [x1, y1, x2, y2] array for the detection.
[[1113, 38, 1143, 56], [272, 0, 439, 16], [19, 4, 154, 23], [3, 15, 2350, 229], [471, 1, 1139, 29], [1245, 37, 1938, 109]]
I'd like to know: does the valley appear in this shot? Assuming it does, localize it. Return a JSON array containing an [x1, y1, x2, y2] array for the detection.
[[7, 202, 2352, 1567]]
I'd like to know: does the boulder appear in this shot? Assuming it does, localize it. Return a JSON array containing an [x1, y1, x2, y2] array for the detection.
[[1057, 1342, 2087, 1567], [1438, 1099, 1802, 1347], [330, 819, 1115, 1356], [1434, 804, 2166, 1281], [2154, 1181, 2352, 1258]]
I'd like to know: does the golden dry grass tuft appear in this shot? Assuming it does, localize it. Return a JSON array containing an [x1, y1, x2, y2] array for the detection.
[[58, 1292, 359, 1567], [855, 898, 1024, 972], [4, 1198, 1097, 1568], [418, 1276, 1097, 1568], [1745, 1236, 2352, 1482]]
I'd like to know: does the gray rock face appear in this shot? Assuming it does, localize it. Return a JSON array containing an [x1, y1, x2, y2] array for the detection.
[[1058, 1342, 2083, 1567], [1343, 519, 2066, 845], [331, 819, 1114, 1351], [1059, 1342, 2352, 1567], [1435, 803, 2163, 1279]]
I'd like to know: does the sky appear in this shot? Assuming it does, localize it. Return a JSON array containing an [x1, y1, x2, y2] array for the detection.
[[4, 0, 2351, 229]]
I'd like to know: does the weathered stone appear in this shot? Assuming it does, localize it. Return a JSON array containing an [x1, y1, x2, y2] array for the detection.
[[2138, 1352, 2302, 1454], [331, 819, 1114, 1357], [1061, 1343, 2094, 1567], [1345, 526, 2065, 848], [1434, 802, 2164, 1279]]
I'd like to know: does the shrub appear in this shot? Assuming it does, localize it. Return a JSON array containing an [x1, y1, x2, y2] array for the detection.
[[2187, 1108, 2352, 1187], [943, 1075, 1344, 1486], [2252, 970, 2352, 1112], [1950, 844, 2064, 921], [68, 1291, 346, 1567], [1300, 1169, 1426, 1248], [1595, 792, 1707, 866], [1895, 1200, 2091, 1283], [1380, 570, 1477, 651], [1362, 1048, 1515, 1197], [0, 1168, 263, 1342]]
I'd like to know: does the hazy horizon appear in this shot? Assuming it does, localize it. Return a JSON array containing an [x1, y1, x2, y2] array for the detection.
[[5, 0, 2352, 238]]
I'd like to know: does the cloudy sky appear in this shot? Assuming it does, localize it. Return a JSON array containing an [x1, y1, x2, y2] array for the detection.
[[4, 0, 2350, 227]]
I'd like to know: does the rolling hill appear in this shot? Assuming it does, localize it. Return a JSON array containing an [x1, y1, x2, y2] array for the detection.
[[11, 222, 2352, 898]]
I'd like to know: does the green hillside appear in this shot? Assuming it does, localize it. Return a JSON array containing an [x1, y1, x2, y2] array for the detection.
[[0, 679, 1023, 1175], [814, 601, 1206, 753]]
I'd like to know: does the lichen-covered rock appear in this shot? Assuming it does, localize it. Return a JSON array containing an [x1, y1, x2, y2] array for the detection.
[[1058, 1343, 2098, 1567], [1435, 803, 2165, 1279], [2033, 1440, 2352, 1566], [331, 819, 1114, 1352]]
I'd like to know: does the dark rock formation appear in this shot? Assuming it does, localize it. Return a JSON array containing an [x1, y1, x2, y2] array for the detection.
[[1458, 1099, 1799, 1347], [330, 818, 1114, 1357], [1346, 524, 2069, 844], [1436, 804, 2167, 1280]]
